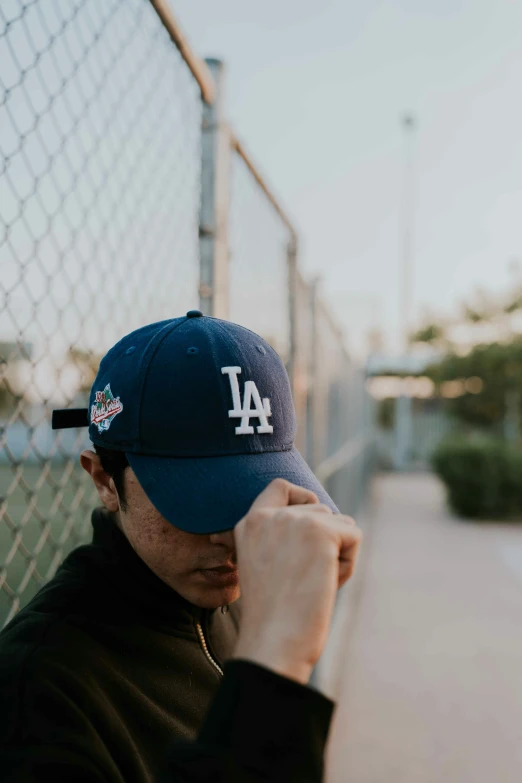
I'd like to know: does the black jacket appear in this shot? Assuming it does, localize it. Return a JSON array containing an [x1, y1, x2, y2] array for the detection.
[[0, 508, 334, 781]]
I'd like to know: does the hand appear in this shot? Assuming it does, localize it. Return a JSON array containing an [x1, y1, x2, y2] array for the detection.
[[233, 479, 362, 685]]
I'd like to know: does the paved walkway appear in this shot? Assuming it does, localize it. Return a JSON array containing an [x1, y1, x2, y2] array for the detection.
[[321, 473, 522, 783]]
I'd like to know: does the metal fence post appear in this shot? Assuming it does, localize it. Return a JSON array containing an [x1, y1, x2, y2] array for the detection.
[[287, 236, 298, 391], [307, 278, 319, 471], [199, 58, 230, 318]]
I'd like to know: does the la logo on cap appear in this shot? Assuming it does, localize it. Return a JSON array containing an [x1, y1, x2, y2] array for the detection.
[[222, 366, 273, 435]]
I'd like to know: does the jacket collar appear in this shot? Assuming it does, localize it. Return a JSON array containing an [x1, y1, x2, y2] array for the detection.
[[87, 506, 210, 634]]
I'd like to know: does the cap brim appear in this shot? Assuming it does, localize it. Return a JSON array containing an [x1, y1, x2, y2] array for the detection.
[[126, 447, 338, 534]]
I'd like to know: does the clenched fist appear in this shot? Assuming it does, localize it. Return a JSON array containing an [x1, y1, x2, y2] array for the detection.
[[233, 479, 362, 685]]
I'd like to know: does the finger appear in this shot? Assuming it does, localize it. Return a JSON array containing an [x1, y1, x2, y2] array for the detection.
[[250, 479, 320, 510], [314, 503, 333, 514], [337, 533, 362, 587], [280, 503, 333, 515], [321, 514, 358, 534], [319, 513, 362, 561]]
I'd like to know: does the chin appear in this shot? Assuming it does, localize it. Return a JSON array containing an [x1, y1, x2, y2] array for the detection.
[[197, 585, 241, 609]]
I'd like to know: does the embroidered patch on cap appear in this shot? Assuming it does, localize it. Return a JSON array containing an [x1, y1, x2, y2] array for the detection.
[[90, 383, 123, 434]]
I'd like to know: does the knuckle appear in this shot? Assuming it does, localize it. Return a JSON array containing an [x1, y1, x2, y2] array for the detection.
[[302, 513, 326, 535], [270, 477, 290, 491], [246, 508, 270, 526], [273, 507, 295, 525]]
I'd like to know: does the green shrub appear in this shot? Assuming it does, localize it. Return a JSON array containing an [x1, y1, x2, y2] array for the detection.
[[432, 435, 522, 519]]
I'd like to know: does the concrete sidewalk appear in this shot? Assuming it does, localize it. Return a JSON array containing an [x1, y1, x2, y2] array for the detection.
[[322, 473, 522, 783]]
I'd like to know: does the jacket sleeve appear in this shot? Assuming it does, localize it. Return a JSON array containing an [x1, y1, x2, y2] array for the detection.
[[0, 748, 110, 782], [0, 657, 120, 783], [0, 659, 334, 783], [163, 659, 335, 783]]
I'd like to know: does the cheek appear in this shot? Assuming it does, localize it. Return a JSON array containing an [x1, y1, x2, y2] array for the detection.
[[121, 475, 209, 575], [123, 506, 204, 574], [156, 528, 197, 569], [139, 517, 182, 555]]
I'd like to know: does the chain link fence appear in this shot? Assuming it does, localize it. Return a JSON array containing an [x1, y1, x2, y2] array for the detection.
[[228, 148, 292, 366], [0, 0, 201, 625], [1, 0, 375, 627], [304, 287, 374, 513]]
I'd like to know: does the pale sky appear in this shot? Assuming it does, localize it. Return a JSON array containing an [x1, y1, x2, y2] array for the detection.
[[174, 0, 522, 355]]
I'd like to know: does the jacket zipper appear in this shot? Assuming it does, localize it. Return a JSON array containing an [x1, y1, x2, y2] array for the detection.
[[196, 622, 224, 677]]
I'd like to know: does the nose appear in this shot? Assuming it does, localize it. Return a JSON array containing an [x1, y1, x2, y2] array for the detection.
[[209, 529, 235, 550]]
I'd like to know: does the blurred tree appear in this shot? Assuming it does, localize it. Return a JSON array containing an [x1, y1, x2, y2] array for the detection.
[[503, 293, 522, 315], [463, 305, 485, 324], [425, 339, 522, 429], [462, 286, 496, 324], [0, 341, 31, 416], [67, 348, 103, 395], [377, 397, 395, 430], [409, 322, 446, 345], [0, 360, 11, 414]]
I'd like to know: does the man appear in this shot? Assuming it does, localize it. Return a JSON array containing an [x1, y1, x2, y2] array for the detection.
[[0, 311, 362, 781]]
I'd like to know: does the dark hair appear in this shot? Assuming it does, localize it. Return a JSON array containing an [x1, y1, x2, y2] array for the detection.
[[93, 445, 130, 510]]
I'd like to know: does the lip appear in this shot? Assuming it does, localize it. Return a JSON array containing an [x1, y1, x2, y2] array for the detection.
[[199, 566, 239, 587]]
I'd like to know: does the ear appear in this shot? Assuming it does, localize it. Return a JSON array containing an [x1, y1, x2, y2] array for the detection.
[[80, 450, 120, 513]]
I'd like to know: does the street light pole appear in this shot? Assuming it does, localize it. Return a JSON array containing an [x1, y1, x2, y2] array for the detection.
[[395, 113, 417, 471], [400, 113, 417, 354]]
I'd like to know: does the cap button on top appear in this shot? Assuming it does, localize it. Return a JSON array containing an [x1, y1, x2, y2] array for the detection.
[[186, 309, 203, 318]]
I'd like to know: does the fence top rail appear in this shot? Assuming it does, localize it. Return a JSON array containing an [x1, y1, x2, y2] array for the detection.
[[147, 4, 295, 242], [315, 435, 371, 484], [149, 0, 215, 104], [231, 133, 298, 243]]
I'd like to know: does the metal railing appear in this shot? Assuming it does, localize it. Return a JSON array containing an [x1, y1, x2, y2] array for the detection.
[[0, 0, 374, 627]]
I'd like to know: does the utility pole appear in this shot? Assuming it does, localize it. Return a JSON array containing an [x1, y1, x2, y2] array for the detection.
[[395, 113, 417, 471], [400, 113, 417, 353]]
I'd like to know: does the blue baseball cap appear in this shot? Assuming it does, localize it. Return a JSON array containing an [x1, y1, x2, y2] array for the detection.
[[52, 311, 338, 533]]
